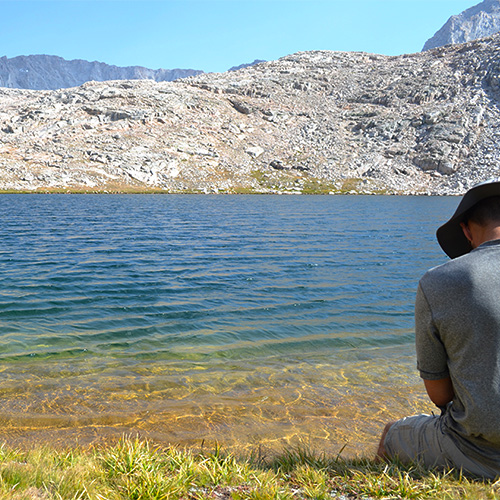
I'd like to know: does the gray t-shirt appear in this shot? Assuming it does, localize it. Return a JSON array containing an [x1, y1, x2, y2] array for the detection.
[[416, 239, 500, 462]]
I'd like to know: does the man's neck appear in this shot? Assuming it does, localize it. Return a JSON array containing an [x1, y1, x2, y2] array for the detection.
[[470, 222, 500, 249]]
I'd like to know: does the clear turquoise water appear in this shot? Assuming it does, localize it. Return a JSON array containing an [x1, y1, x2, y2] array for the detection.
[[0, 194, 455, 455]]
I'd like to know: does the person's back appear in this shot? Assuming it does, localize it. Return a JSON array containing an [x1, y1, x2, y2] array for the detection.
[[418, 240, 500, 454]]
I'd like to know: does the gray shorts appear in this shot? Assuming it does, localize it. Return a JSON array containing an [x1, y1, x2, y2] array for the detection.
[[384, 414, 500, 479]]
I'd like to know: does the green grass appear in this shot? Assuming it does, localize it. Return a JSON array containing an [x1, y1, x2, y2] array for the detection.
[[300, 178, 338, 195], [250, 170, 339, 194], [0, 174, 385, 196], [0, 438, 499, 499]]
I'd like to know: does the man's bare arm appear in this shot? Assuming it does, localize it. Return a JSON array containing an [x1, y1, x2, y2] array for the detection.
[[424, 377, 454, 408]]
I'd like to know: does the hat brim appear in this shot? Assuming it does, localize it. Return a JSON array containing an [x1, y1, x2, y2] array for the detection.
[[437, 180, 500, 259]]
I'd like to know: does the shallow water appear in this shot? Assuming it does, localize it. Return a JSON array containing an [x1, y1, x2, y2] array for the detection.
[[0, 194, 455, 455]]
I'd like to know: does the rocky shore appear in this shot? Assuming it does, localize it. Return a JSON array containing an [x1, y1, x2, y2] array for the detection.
[[2, 34, 500, 195]]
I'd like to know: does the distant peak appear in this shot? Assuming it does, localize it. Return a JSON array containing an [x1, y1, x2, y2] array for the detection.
[[423, 0, 500, 51], [227, 59, 266, 72]]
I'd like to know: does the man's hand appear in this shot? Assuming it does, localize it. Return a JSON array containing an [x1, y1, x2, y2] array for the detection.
[[424, 377, 454, 408]]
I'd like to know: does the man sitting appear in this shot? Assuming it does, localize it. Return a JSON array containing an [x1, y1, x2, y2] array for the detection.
[[377, 179, 500, 479]]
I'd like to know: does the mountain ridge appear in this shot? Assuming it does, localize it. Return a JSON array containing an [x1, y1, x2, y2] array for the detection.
[[0, 54, 204, 90]]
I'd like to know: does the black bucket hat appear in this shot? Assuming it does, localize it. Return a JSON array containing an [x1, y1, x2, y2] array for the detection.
[[436, 178, 500, 259]]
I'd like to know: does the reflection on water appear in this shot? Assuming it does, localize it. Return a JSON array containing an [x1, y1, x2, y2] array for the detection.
[[0, 195, 453, 456]]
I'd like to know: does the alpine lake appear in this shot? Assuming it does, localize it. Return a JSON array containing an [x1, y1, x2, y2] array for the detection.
[[0, 194, 455, 457]]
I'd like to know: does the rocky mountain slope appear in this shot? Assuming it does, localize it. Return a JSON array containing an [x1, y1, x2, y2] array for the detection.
[[1, 34, 500, 195], [0, 55, 203, 90], [423, 0, 500, 51]]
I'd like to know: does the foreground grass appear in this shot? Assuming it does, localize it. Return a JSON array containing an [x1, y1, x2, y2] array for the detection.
[[0, 438, 499, 500]]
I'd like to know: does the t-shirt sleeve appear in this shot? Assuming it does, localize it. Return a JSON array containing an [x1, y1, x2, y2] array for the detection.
[[415, 282, 449, 380]]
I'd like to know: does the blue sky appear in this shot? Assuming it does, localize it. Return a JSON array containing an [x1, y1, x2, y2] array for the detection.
[[0, 0, 481, 73]]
